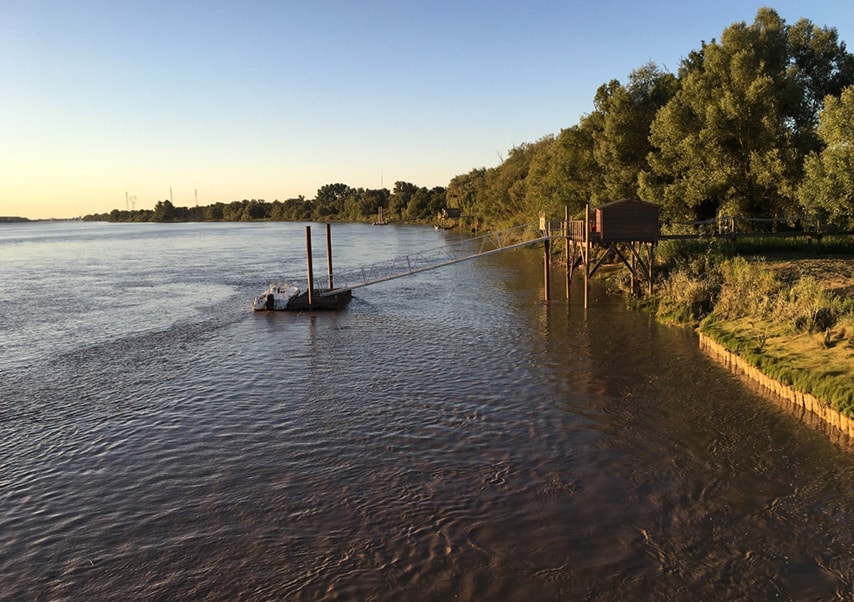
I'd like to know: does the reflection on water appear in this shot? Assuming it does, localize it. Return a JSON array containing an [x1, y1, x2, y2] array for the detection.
[[1, 222, 854, 600]]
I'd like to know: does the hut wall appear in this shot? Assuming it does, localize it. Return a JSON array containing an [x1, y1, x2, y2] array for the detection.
[[595, 200, 659, 242]]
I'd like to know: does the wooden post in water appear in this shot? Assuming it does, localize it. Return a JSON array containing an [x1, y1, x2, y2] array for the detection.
[[325, 223, 334, 290], [543, 235, 551, 301], [564, 205, 570, 299], [584, 203, 590, 309], [305, 226, 314, 308]]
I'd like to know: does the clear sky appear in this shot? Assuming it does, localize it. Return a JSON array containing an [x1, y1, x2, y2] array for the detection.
[[2, 1, 853, 219]]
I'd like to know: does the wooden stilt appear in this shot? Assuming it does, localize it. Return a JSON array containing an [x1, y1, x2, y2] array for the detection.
[[648, 243, 654, 297], [305, 226, 314, 308], [584, 203, 590, 309], [325, 223, 334, 289], [630, 242, 637, 297], [564, 205, 570, 299], [543, 236, 551, 301]]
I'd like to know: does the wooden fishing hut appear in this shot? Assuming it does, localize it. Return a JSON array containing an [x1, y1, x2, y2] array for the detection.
[[567, 199, 660, 308], [436, 207, 462, 229]]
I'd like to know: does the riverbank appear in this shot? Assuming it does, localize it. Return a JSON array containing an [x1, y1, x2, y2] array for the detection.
[[699, 332, 854, 439], [646, 241, 854, 437]]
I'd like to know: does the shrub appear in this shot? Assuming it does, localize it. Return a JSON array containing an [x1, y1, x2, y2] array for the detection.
[[713, 257, 782, 320], [779, 276, 842, 334], [655, 267, 721, 325]]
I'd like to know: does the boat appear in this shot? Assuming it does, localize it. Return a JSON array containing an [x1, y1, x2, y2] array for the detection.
[[253, 283, 300, 311], [254, 225, 352, 312], [253, 281, 353, 311]]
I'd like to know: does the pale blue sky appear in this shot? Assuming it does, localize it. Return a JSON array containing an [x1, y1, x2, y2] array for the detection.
[[2, 1, 853, 218]]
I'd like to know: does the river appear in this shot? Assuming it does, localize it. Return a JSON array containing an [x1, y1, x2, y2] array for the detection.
[[2, 221, 853, 600]]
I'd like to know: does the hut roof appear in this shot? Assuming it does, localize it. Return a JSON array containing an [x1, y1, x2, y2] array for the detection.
[[597, 198, 659, 212]]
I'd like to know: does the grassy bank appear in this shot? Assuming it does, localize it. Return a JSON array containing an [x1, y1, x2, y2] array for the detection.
[[647, 237, 854, 418]]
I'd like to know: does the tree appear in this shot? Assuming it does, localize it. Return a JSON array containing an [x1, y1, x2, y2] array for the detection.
[[358, 188, 390, 220], [153, 199, 176, 222], [389, 181, 418, 220], [592, 63, 678, 201], [482, 141, 545, 225], [525, 117, 602, 219], [426, 186, 446, 217], [313, 183, 353, 219], [788, 18, 854, 133], [798, 85, 854, 229], [241, 199, 269, 221], [642, 8, 854, 222], [446, 168, 487, 228]]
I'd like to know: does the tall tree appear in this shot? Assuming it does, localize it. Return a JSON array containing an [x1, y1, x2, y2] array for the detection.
[[798, 85, 854, 229], [446, 168, 487, 228], [642, 8, 853, 222], [482, 141, 546, 225], [389, 181, 418, 220], [153, 199, 176, 222], [592, 63, 678, 201], [313, 183, 353, 219], [525, 115, 602, 219]]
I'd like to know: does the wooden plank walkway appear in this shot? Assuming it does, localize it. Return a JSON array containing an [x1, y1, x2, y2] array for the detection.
[[318, 223, 549, 296]]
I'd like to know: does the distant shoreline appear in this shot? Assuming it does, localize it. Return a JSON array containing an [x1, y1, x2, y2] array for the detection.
[[0, 217, 84, 223]]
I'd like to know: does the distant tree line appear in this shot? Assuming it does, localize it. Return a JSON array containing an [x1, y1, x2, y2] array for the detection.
[[87, 9, 854, 232], [83, 182, 446, 224]]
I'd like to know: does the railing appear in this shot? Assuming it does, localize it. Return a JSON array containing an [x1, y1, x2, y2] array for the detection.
[[314, 222, 549, 295]]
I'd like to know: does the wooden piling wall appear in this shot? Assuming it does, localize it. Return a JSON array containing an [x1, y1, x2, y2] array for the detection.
[[699, 333, 854, 441]]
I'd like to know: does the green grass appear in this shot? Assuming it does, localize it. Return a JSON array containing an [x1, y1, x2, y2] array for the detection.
[[647, 239, 854, 418], [700, 318, 854, 417]]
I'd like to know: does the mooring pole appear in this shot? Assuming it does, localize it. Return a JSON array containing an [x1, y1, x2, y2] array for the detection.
[[325, 223, 334, 290], [305, 226, 314, 308], [543, 235, 551, 301], [584, 203, 590, 309], [564, 205, 570, 299]]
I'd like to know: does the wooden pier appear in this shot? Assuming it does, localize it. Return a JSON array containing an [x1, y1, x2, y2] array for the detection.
[[257, 201, 827, 313], [560, 199, 659, 308]]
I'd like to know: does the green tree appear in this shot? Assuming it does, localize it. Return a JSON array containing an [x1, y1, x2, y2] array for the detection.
[[593, 63, 678, 201], [205, 202, 225, 221], [222, 200, 246, 221], [798, 85, 854, 229], [153, 199, 176, 222], [446, 168, 487, 228], [389, 181, 418, 221], [787, 18, 854, 133], [525, 115, 605, 219], [241, 199, 269, 221], [313, 183, 353, 220], [642, 8, 854, 222], [358, 188, 390, 220], [482, 141, 545, 226], [426, 186, 446, 217]]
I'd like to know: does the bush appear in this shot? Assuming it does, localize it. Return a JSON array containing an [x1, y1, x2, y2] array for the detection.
[[713, 257, 782, 320], [655, 238, 732, 276], [779, 276, 842, 334], [655, 266, 721, 325]]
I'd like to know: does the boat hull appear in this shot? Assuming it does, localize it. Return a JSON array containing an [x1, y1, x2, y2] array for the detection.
[[253, 286, 351, 311]]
